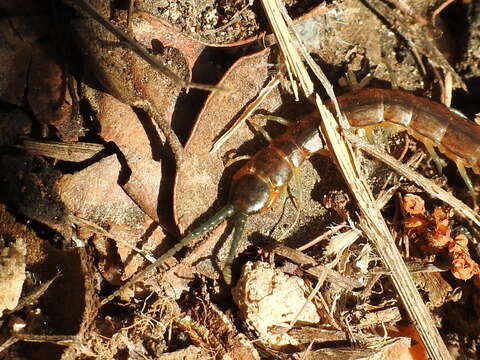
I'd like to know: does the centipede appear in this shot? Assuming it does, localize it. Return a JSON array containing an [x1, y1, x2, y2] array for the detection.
[[101, 87, 480, 304]]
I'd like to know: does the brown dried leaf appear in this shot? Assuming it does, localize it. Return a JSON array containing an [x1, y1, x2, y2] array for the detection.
[[58, 155, 168, 282], [85, 88, 170, 228], [133, 12, 205, 73], [72, 0, 199, 121], [0, 18, 32, 105]]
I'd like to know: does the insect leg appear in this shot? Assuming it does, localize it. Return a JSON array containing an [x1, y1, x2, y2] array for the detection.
[[455, 160, 477, 207], [247, 114, 292, 143], [424, 141, 447, 174]]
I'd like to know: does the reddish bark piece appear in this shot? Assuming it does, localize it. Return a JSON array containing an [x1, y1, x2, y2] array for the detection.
[[85, 88, 168, 228], [27, 48, 82, 141], [58, 155, 168, 281]]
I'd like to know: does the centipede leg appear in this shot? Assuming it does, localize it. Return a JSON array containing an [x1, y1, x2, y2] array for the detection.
[[277, 169, 303, 240], [345, 70, 372, 91], [363, 125, 376, 144], [222, 213, 247, 284], [247, 114, 292, 143], [247, 118, 272, 142], [253, 114, 292, 126], [455, 160, 477, 207], [287, 168, 303, 210], [424, 142, 447, 174]]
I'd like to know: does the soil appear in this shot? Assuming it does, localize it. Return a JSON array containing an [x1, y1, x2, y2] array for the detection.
[[0, 0, 479, 359]]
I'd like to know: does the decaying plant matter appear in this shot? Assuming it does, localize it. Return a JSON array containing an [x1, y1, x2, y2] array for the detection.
[[1, 0, 480, 359]]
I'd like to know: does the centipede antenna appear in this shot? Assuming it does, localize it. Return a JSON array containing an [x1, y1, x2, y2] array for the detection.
[[222, 213, 247, 284], [101, 204, 236, 305]]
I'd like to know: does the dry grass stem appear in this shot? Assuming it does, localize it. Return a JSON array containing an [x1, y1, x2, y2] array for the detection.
[[21, 140, 104, 162], [318, 99, 452, 360], [260, 0, 314, 99], [296, 224, 347, 252], [210, 74, 281, 153]]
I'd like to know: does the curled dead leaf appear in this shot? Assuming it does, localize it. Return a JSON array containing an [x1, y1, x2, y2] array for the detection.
[[402, 194, 425, 215]]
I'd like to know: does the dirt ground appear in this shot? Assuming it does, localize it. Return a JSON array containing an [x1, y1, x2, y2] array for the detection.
[[0, 0, 480, 359]]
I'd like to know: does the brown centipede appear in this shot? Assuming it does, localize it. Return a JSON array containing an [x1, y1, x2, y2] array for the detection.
[[101, 87, 480, 303]]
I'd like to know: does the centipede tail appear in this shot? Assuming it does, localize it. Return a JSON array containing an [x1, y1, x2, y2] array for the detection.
[[187, 204, 236, 238]]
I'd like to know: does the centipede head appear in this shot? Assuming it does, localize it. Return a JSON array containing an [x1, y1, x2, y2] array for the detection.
[[230, 173, 275, 214]]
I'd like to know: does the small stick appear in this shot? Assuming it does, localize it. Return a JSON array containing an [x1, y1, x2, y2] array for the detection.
[[255, 237, 362, 290], [296, 224, 346, 252], [65, 0, 223, 93]]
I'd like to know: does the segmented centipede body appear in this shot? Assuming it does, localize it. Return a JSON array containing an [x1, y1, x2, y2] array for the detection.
[[232, 88, 480, 215], [102, 88, 480, 303], [338, 89, 480, 176], [224, 88, 480, 281]]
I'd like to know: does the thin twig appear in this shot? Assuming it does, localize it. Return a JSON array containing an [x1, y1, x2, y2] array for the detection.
[[69, 215, 156, 263], [285, 277, 324, 332], [210, 74, 281, 153], [256, 237, 362, 290], [296, 224, 346, 252], [432, 0, 455, 21], [0, 337, 19, 354], [318, 100, 452, 360], [13, 334, 76, 346], [65, 0, 223, 92], [6, 273, 61, 315]]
